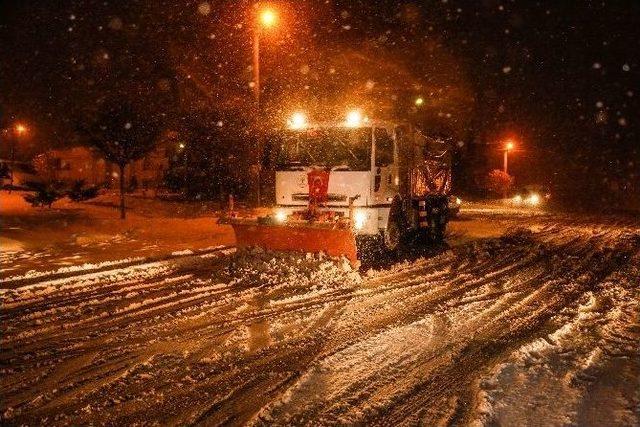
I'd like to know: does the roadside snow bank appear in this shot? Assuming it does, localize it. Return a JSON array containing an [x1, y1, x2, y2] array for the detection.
[[225, 249, 362, 291]]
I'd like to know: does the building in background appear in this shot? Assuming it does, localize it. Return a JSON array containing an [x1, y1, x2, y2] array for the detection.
[[0, 159, 42, 188], [34, 144, 171, 191]]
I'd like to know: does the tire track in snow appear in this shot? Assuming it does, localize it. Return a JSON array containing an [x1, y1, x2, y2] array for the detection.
[[2, 216, 639, 425]]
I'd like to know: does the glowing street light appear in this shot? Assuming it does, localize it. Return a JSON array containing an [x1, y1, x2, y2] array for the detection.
[[259, 8, 277, 28], [15, 123, 27, 135], [415, 97, 424, 106]]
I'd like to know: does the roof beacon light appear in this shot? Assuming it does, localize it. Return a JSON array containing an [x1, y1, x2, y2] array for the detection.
[[345, 109, 363, 127], [288, 111, 307, 129]]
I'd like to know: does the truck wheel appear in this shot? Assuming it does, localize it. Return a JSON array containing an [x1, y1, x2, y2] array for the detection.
[[431, 211, 447, 242], [383, 215, 403, 252]]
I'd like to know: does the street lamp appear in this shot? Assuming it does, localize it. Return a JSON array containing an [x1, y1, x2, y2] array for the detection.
[[8, 123, 28, 188], [259, 8, 276, 28], [252, 5, 277, 111], [252, 4, 278, 206], [503, 139, 515, 174]]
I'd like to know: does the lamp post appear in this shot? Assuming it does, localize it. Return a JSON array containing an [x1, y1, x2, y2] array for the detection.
[[503, 140, 514, 174], [251, 5, 277, 206], [253, 7, 276, 110], [10, 123, 27, 188]]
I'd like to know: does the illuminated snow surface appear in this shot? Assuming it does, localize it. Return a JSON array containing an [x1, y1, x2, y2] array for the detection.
[[1, 211, 639, 426]]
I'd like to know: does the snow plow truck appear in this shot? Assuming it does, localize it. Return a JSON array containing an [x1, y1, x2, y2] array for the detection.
[[223, 110, 452, 265]]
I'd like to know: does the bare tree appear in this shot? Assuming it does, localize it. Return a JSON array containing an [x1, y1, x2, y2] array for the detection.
[[82, 101, 162, 219]]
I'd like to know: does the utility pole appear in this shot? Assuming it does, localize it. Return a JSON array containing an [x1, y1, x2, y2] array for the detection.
[[503, 140, 514, 175], [9, 124, 27, 190], [503, 149, 508, 174], [252, 22, 262, 206], [251, 5, 276, 207]]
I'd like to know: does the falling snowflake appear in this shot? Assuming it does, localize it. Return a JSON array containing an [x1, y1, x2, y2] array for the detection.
[[592, 62, 602, 69], [502, 66, 512, 74], [157, 79, 171, 92], [622, 64, 630, 72], [108, 17, 123, 31], [198, 2, 211, 16]]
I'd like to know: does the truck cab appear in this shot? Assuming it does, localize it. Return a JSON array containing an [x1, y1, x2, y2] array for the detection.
[[271, 114, 451, 248]]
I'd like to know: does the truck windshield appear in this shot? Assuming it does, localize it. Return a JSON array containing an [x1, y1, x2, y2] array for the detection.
[[276, 127, 372, 171]]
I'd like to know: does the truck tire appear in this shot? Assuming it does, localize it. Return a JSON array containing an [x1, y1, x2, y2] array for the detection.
[[382, 216, 402, 252], [383, 210, 405, 253], [432, 210, 447, 242], [429, 198, 448, 242]]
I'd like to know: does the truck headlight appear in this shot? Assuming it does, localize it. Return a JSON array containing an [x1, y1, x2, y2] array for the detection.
[[274, 209, 288, 223], [527, 193, 541, 206], [353, 210, 367, 230]]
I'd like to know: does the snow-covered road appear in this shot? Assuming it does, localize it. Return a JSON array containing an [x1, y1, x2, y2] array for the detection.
[[1, 211, 639, 426]]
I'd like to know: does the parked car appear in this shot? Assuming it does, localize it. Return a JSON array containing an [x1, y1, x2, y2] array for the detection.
[[448, 195, 462, 217], [511, 185, 550, 207]]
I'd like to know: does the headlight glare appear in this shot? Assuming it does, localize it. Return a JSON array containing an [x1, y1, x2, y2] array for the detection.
[[353, 210, 367, 230], [274, 209, 287, 223]]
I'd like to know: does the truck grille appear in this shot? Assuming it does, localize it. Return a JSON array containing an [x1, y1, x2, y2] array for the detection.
[[292, 193, 347, 202]]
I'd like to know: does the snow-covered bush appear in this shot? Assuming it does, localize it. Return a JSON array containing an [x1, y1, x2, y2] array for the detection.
[[67, 179, 100, 202], [23, 182, 64, 208]]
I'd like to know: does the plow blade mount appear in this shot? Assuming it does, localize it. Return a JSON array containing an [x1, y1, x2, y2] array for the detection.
[[231, 221, 358, 264]]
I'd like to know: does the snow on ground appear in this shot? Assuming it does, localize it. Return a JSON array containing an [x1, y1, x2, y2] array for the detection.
[[1, 199, 639, 425], [0, 191, 234, 279], [472, 247, 640, 427]]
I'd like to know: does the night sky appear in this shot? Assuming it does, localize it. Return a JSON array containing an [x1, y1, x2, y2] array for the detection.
[[1, 0, 638, 204]]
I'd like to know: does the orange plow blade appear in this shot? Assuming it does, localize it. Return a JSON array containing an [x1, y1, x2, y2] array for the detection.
[[230, 220, 358, 264]]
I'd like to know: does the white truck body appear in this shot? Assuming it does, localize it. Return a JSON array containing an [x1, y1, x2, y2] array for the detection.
[[272, 120, 450, 240]]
